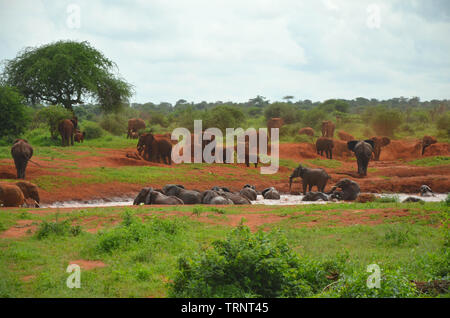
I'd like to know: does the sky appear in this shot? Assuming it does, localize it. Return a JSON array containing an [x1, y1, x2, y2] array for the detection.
[[1, 0, 449, 104]]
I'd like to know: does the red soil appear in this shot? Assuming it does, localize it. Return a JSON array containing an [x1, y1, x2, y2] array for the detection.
[[0, 220, 37, 238], [0, 140, 449, 204]]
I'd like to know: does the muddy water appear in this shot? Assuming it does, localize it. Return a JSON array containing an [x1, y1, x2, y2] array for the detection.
[[41, 193, 448, 208]]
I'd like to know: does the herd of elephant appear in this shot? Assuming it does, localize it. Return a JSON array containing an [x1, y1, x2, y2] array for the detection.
[[298, 120, 438, 177]]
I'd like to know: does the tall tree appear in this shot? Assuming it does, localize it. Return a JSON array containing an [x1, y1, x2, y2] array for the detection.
[[2, 40, 133, 113]]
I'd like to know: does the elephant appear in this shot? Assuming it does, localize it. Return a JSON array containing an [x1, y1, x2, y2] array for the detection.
[[289, 164, 331, 195], [202, 190, 234, 205], [261, 187, 280, 200], [403, 197, 424, 203], [15, 181, 40, 207], [321, 120, 335, 138], [329, 178, 360, 201], [218, 190, 251, 205], [422, 136, 437, 155], [298, 127, 315, 137], [302, 192, 329, 202], [74, 131, 85, 143], [419, 185, 434, 197], [267, 118, 284, 138], [137, 133, 172, 164], [127, 118, 146, 139], [338, 131, 354, 142], [211, 186, 231, 193], [133, 187, 183, 205], [0, 184, 25, 207], [347, 140, 375, 176], [240, 186, 258, 201], [316, 137, 334, 159], [58, 119, 76, 146], [11, 139, 33, 179], [370, 136, 390, 161], [162, 185, 202, 204]]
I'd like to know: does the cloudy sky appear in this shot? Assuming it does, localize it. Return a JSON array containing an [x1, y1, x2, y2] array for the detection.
[[1, 0, 449, 104]]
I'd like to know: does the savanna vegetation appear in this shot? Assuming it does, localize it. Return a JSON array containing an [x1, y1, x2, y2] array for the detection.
[[1, 40, 449, 299]]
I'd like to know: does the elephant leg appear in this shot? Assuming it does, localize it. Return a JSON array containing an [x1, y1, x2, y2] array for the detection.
[[302, 183, 307, 195]]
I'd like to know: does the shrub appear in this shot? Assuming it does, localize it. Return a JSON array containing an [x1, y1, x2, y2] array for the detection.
[[327, 268, 418, 298], [169, 225, 348, 298], [36, 105, 74, 139], [82, 121, 105, 140], [99, 113, 128, 136], [36, 219, 82, 239], [149, 111, 169, 127], [364, 106, 403, 137], [436, 112, 450, 137], [0, 85, 30, 141]]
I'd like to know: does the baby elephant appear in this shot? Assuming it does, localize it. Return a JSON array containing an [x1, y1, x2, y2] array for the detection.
[[133, 187, 184, 205], [329, 178, 360, 201], [240, 185, 258, 201], [261, 187, 280, 200], [302, 192, 329, 202], [289, 164, 331, 195], [163, 184, 202, 204], [419, 185, 434, 197]]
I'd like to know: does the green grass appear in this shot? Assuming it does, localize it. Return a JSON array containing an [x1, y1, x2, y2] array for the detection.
[[407, 156, 450, 167], [307, 159, 342, 169], [0, 202, 447, 297]]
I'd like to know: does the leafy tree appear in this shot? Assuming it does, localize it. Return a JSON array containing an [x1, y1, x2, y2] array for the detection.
[[36, 105, 73, 139], [2, 40, 133, 112], [203, 105, 245, 133], [301, 108, 328, 130], [264, 102, 299, 124], [0, 85, 30, 140]]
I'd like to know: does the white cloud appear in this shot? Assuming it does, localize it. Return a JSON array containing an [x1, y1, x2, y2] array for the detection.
[[0, 0, 449, 103]]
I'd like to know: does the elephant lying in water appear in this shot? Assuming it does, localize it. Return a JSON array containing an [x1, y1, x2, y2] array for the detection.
[[163, 185, 202, 204], [262, 187, 280, 200], [133, 187, 184, 205], [240, 185, 258, 201], [302, 192, 329, 202], [329, 178, 360, 201], [201, 190, 234, 205]]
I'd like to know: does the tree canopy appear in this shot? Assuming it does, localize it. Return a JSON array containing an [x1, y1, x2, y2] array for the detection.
[[2, 40, 133, 113]]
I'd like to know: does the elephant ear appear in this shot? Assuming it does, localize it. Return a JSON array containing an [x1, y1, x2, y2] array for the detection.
[[364, 139, 375, 149], [347, 140, 358, 151], [381, 137, 391, 146]]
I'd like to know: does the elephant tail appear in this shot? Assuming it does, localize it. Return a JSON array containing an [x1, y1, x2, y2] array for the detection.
[[28, 159, 43, 167]]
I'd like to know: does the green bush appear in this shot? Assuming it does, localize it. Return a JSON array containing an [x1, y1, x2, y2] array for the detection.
[[301, 108, 328, 130], [82, 121, 105, 140], [99, 113, 128, 136], [169, 225, 348, 298], [35, 219, 82, 240], [436, 112, 450, 137], [36, 105, 74, 139], [327, 268, 418, 298], [363, 106, 403, 137], [0, 85, 31, 141]]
